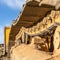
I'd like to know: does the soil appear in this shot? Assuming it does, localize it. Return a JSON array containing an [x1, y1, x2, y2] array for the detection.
[[10, 44, 60, 60]]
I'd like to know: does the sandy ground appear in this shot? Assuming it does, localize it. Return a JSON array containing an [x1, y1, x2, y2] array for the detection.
[[0, 44, 60, 60], [10, 44, 53, 60]]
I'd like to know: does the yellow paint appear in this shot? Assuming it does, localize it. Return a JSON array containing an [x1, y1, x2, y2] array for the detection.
[[4, 27, 11, 46]]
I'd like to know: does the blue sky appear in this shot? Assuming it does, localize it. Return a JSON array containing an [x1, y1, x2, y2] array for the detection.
[[0, 0, 26, 44]]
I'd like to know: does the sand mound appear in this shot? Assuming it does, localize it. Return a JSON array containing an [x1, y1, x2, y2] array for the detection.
[[10, 44, 53, 60]]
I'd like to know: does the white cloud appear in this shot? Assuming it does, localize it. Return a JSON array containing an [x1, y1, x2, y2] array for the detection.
[[0, 26, 4, 44], [0, 0, 26, 9], [0, 24, 10, 44], [1, 0, 60, 9]]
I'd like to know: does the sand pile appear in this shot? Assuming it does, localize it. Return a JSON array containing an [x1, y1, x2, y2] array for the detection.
[[10, 44, 53, 60]]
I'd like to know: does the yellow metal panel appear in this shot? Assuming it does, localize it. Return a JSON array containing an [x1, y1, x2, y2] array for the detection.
[[4, 27, 11, 52], [5, 27, 10, 45]]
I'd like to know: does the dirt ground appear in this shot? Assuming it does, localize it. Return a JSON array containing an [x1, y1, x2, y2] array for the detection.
[[10, 44, 60, 60]]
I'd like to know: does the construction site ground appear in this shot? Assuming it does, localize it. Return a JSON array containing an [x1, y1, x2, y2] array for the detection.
[[10, 44, 60, 60]]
